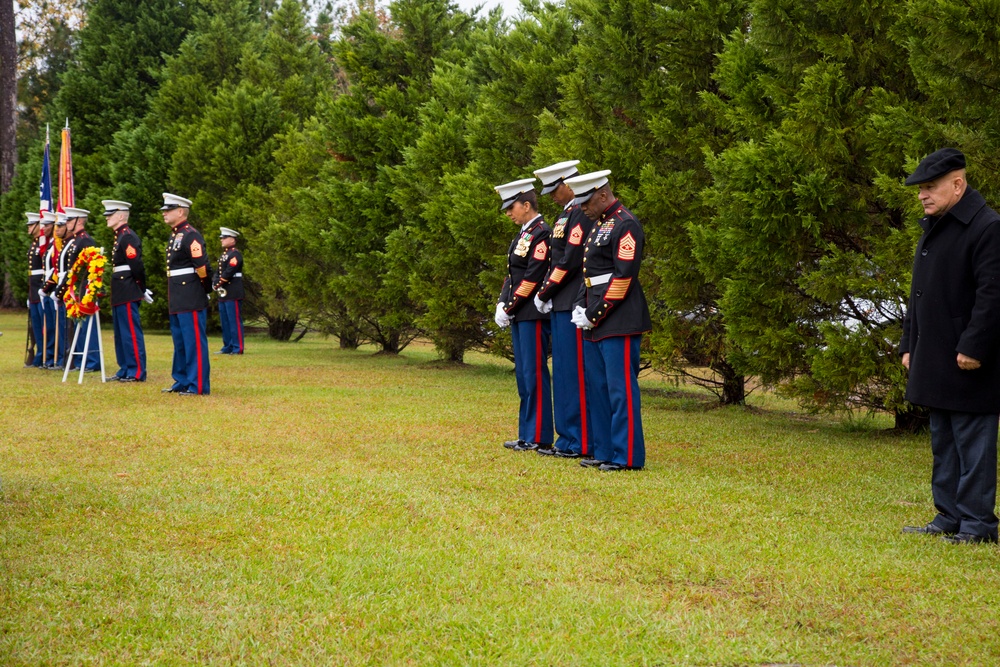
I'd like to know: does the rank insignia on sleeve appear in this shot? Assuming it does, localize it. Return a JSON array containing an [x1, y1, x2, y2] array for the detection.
[[568, 225, 583, 246], [514, 280, 538, 297], [549, 267, 567, 283], [229, 257, 238, 266], [190, 239, 204, 258], [617, 232, 636, 261], [605, 277, 632, 300], [126, 245, 137, 259], [533, 241, 548, 260]]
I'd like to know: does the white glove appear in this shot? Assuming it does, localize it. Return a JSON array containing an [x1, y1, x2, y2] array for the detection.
[[50, 292, 59, 303], [26, 299, 30, 308], [571, 305, 593, 330], [143, 289, 154, 304], [534, 294, 553, 314], [494, 303, 511, 328], [38, 288, 46, 301]]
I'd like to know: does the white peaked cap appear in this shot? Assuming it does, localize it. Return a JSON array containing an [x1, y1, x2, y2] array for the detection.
[[41, 211, 58, 224], [161, 193, 193, 210], [25, 212, 40, 224], [219, 227, 240, 238], [564, 170, 612, 206], [533, 160, 581, 195], [494, 178, 537, 211], [101, 200, 132, 214], [63, 207, 90, 219], [55, 212, 67, 226]]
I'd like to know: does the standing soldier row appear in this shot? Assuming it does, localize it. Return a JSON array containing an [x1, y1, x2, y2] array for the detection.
[[494, 166, 650, 472], [22, 193, 247, 395]]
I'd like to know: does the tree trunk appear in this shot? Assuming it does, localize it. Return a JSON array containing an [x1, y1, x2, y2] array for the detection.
[[712, 360, 746, 405], [894, 406, 930, 433], [0, 0, 17, 192], [338, 326, 359, 349], [1, 272, 16, 308], [267, 316, 297, 341]]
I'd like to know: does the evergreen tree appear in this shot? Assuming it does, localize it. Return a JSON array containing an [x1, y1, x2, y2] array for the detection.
[[695, 0, 924, 424], [299, 0, 476, 353], [539, 0, 749, 403], [385, 2, 576, 361]]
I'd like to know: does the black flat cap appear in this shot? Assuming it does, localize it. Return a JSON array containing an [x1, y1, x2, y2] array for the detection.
[[905, 148, 966, 185]]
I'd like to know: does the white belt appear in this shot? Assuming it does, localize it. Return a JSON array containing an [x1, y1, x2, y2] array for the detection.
[[30, 269, 44, 276], [114, 265, 131, 273], [234, 272, 242, 277], [168, 268, 195, 277], [584, 273, 612, 288]]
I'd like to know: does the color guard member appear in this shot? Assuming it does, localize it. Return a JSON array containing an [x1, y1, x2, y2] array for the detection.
[[25, 213, 45, 368], [56, 207, 101, 372]]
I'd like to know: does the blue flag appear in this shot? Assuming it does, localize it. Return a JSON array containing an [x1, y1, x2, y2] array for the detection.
[[39, 129, 52, 213]]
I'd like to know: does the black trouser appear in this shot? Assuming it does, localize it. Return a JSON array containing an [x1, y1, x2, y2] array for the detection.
[[929, 410, 999, 538]]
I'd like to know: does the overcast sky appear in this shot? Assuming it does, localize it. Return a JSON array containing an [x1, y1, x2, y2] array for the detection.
[[454, 0, 525, 18]]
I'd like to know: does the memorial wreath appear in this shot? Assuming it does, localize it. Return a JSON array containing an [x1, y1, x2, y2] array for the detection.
[[63, 246, 107, 320]]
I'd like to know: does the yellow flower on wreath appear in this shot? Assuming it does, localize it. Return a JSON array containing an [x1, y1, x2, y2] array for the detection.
[[64, 246, 108, 320]]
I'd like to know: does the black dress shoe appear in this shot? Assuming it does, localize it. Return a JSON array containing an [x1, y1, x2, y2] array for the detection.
[[503, 439, 524, 450], [161, 386, 181, 393], [599, 462, 643, 472], [177, 390, 200, 396], [942, 532, 998, 545], [536, 446, 557, 456], [902, 523, 955, 536], [118, 377, 137, 383], [512, 441, 539, 451], [579, 459, 607, 468], [554, 449, 581, 459]]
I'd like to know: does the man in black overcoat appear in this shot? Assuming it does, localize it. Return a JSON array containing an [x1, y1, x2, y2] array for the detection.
[[900, 148, 1000, 544]]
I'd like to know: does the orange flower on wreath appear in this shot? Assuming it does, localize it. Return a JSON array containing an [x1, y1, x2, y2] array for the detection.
[[64, 246, 108, 320]]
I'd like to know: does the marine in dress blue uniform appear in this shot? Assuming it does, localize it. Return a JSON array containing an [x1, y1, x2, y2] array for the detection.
[[494, 178, 554, 451], [161, 193, 211, 396], [37, 212, 58, 368], [532, 160, 594, 459], [214, 227, 245, 355], [43, 213, 71, 369], [25, 213, 46, 368], [104, 200, 149, 382], [566, 171, 652, 471], [56, 208, 101, 372]]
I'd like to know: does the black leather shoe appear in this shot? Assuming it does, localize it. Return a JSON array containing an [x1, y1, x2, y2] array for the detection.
[[536, 446, 557, 456], [902, 523, 955, 536], [177, 390, 200, 396], [512, 441, 539, 451], [599, 462, 643, 472], [503, 439, 524, 450], [118, 377, 137, 383], [161, 386, 181, 393], [554, 449, 581, 459], [579, 459, 607, 468], [942, 532, 998, 545]]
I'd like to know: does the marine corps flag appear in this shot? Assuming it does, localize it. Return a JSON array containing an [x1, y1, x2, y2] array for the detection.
[[58, 120, 75, 210]]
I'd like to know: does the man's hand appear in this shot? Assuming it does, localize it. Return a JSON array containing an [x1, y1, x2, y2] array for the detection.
[[533, 294, 553, 314], [957, 353, 981, 370], [571, 305, 593, 330], [902, 352, 910, 370], [494, 303, 510, 329]]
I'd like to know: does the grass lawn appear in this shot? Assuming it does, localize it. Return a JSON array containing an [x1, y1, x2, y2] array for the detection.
[[1, 310, 999, 666]]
